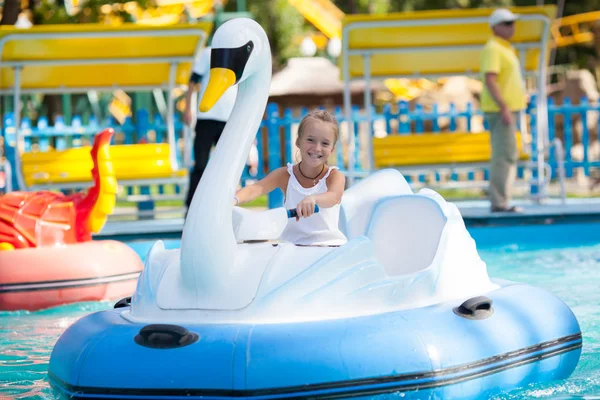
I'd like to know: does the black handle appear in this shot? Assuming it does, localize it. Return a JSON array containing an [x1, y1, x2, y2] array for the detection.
[[139, 324, 188, 341], [114, 296, 131, 308], [134, 324, 199, 349], [287, 204, 320, 219], [453, 296, 494, 320]]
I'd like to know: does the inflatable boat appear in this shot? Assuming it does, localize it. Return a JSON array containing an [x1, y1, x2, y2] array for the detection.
[[48, 18, 582, 400], [0, 129, 143, 311]]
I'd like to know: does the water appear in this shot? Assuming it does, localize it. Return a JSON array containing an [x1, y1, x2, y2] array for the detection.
[[1, 231, 600, 399]]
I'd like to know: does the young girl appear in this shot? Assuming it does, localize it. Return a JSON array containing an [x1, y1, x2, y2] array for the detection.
[[233, 110, 347, 246]]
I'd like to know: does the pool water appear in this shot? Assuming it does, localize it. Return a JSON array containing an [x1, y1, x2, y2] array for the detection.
[[1, 227, 600, 399]]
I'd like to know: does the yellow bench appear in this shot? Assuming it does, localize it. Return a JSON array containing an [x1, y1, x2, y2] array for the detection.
[[373, 131, 529, 169], [21, 143, 187, 188]]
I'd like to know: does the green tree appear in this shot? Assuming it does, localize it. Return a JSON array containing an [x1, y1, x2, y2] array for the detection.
[[29, 0, 153, 24], [246, 0, 305, 69]]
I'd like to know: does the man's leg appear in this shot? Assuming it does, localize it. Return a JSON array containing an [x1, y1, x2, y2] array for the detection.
[[487, 112, 518, 210], [185, 119, 222, 209]]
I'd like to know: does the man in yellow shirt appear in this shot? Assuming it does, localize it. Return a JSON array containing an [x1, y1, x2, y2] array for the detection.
[[480, 8, 526, 213]]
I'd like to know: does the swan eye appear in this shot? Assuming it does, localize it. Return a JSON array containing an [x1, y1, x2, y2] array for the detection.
[[247, 44, 252, 53]]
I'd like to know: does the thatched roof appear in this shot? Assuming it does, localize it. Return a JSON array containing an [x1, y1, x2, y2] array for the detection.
[[269, 57, 386, 97]]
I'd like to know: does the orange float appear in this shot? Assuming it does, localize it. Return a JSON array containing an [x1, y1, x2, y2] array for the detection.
[[0, 129, 144, 311]]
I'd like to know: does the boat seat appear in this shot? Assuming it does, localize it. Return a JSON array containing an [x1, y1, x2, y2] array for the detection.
[[339, 169, 413, 240], [365, 195, 447, 276], [373, 131, 530, 169], [21, 143, 187, 187]]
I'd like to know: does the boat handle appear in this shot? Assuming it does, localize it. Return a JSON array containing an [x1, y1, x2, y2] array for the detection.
[[139, 324, 188, 340], [134, 324, 199, 349], [114, 296, 131, 308], [453, 296, 494, 320], [287, 204, 320, 219]]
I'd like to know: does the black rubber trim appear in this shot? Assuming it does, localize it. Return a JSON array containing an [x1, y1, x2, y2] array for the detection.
[[210, 40, 254, 83], [0, 271, 141, 293], [48, 332, 582, 399]]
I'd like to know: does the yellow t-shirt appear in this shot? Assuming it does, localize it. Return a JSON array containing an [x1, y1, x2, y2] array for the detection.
[[480, 36, 526, 112]]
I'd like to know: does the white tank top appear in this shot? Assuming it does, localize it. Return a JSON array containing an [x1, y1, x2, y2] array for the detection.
[[280, 163, 348, 246]]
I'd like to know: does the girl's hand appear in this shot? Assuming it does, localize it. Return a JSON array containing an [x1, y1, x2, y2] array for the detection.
[[296, 196, 317, 220]]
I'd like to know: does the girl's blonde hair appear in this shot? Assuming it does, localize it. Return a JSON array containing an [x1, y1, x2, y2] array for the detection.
[[297, 110, 339, 144]]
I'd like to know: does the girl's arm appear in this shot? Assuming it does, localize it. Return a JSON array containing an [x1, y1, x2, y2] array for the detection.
[[234, 167, 288, 206], [296, 169, 345, 218]]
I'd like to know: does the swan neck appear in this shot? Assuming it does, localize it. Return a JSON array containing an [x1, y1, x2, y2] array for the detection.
[[178, 61, 272, 308]]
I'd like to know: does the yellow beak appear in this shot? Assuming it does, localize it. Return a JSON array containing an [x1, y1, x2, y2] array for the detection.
[[199, 68, 237, 112]]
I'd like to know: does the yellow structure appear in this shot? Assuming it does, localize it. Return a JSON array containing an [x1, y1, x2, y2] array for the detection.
[[373, 132, 529, 169], [288, 0, 428, 100], [339, 6, 557, 197], [134, 0, 230, 23], [288, 0, 344, 39], [552, 11, 600, 48], [0, 23, 212, 191], [341, 7, 555, 80], [21, 144, 187, 187]]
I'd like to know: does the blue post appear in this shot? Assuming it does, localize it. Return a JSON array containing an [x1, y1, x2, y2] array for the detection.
[[35, 117, 49, 153], [398, 101, 410, 134], [580, 97, 590, 176], [352, 105, 361, 171], [414, 104, 424, 133], [174, 113, 183, 164], [529, 95, 540, 196], [136, 109, 151, 143], [448, 103, 457, 132], [562, 98, 573, 178], [465, 102, 473, 132], [266, 103, 284, 208], [283, 107, 293, 164], [333, 106, 345, 167], [88, 116, 100, 147], [20, 118, 36, 153], [432, 104, 440, 133], [52, 115, 66, 152], [547, 98, 556, 177], [71, 115, 84, 148], [153, 113, 165, 144], [383, 103, 393, 134], [123, 116, 136, 144]]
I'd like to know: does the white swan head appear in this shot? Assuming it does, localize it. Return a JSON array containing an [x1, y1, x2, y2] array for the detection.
[[199, 18, 270, 112]]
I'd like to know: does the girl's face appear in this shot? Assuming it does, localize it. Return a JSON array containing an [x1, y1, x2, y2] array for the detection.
[[297, 120, 336, 168]]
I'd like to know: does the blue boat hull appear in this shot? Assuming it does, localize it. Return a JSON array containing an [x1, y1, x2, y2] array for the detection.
[[48, 280, 582, 399]]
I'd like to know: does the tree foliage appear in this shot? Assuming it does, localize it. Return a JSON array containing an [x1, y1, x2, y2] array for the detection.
[[245, 0, 306, 70]]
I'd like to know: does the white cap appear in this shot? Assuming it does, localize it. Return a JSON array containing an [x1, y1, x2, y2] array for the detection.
[[489, 8, 520, 27]]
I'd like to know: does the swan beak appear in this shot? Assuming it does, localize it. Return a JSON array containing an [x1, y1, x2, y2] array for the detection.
[[199, 68, 236, 112]]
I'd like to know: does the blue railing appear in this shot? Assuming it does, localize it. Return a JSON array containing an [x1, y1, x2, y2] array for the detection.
[[2, 96, 599, 209], [547, 97, 600, 178]]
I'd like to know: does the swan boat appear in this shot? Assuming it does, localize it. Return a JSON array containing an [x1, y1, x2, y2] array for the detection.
[[48, 18, 582, 400]]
